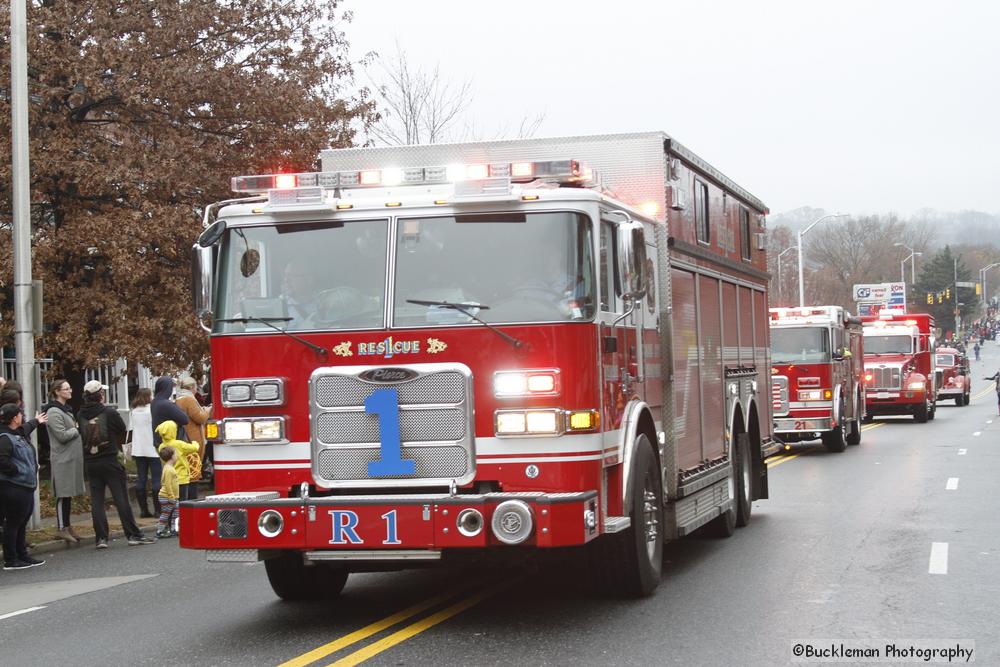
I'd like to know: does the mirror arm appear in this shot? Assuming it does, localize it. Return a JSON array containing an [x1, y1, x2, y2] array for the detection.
[[611, 295, 636, 330]]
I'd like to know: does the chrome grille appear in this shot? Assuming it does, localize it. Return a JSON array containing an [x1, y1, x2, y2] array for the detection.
[[315, 372, 465, 407], [317, 446, 469, 480], [868, 366, 901, 390], [310, 363, 475, 489], [772, 376, 789, 416], [315, 408, 466, 444]]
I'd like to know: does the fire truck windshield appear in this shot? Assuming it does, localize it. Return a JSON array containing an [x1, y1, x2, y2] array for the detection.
[[936, 354, 955, 367], [863, 334, 913, 355], [771, 327, 831, 363], [393, 212, 594, 326], [213, 219, 389, 333]]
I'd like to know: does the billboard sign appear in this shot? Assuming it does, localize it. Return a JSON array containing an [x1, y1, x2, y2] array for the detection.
[[853, 282, 906, 316]]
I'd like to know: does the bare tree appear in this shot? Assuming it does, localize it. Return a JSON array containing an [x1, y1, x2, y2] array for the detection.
[[366, 43, 474, 145]]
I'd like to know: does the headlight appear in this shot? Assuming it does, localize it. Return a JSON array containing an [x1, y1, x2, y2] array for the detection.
[[495, 409, 563, 436], [907, 381, 925, 390], [222, 417, 285, 443], [493, 369, 560, 397], [221, 378, 285, 407]]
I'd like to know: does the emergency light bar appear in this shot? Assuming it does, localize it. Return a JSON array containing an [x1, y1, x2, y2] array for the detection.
[[231, 159, 593, 194]]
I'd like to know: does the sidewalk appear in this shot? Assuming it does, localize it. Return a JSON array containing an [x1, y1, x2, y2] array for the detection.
[[25, 479, 213, 554]]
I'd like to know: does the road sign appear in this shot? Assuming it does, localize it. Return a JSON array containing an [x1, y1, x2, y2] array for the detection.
[[956, 281, 976, 288]]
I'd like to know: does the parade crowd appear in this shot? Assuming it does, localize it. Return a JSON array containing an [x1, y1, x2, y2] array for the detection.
[[0, 375, 211, 571]]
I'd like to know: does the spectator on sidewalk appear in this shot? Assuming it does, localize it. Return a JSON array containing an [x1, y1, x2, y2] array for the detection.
[[175, 377, 211, 479], [156, 446, 179, 538], [151, 377, 187, 450], [155, 420, 200, 501], [78, 381, 154, 548], [130, 388, 160, 519], [45, 379, 86, 544], [0, 402, 45, 570]]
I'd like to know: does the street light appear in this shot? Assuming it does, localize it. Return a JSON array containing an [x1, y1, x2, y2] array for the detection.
[[776, 246, 797, 306], [980, 262, 1000, 305], [893, 242, 922, 284], [797, 213, 847, 306]]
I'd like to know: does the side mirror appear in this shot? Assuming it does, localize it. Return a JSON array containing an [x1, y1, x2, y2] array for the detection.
[[616, 220, 648, 300], [191, 244, 214, 329]]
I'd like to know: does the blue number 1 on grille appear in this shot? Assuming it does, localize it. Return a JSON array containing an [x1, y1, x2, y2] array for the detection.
[[365, 388, 416, 477]]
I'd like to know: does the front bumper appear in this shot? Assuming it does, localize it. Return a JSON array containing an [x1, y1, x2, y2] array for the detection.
[[773, 417, 833, 435], [179, 490, 599, 557], [938, 387, 964, 397]]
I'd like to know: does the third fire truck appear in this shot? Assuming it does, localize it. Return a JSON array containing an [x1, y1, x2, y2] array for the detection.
[[183, 132, 776, 600], [770, 306, 865, 452], [862, 312, 940, 422]]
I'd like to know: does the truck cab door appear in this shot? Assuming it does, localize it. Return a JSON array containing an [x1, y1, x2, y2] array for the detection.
[[598, 218, 632, 456]]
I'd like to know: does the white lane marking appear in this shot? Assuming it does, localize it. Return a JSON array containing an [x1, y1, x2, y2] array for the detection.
[[973, 432, 982, 437], [0, 606, 45, 621], [929, 542, 949, 574], [946, 478, 959, 490], [958, 449, 967, 455], [988, 420, 994, 424]]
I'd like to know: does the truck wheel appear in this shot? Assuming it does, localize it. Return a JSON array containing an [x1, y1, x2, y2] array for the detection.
[[265, 552, 349, 601], [928, 400, 937, 420], [846, 396, 862, 445], [821, 400, 847, 452], [590, 435, 663, 597], [914, 400, 929, 423], [955, 396, 963, 406], [964, 392, 971, 406], [734, 433, 753, 527]]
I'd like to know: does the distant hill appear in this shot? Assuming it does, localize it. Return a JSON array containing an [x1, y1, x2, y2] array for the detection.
[[769, 207, 1000, 247]]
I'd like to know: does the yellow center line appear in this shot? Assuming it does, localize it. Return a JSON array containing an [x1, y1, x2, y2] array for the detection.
[[767, 453, 800, 468], [278, 587, 472, 667], [326, 580, 515, 667], [860, 423, 885, 432], [973, 386, 995, 401]]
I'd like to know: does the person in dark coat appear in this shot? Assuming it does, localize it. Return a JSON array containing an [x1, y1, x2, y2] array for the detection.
[[151, 377, 188, 449], [0, 402, 45, 569], [78, 381, 154, 548]]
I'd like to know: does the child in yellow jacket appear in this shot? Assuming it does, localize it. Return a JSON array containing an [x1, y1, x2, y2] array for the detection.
[[155, 420, 201, 501], [156, 446, 179, 538]]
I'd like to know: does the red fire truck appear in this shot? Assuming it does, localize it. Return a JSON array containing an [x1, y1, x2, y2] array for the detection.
[[185, 132, 776, 599], [862, 312, 940, 422], [935, 346, 971, 406], [769, 306, 865, 452]]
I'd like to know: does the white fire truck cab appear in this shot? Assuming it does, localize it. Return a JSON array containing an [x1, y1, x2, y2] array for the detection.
[[770, 306, 865, 452]]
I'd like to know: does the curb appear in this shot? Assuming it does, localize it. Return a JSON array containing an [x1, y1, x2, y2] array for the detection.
[[29, 523, 160, 556]]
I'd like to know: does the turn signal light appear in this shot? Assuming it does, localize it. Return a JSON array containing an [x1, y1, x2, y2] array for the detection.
[[568, 410, 599, 431]]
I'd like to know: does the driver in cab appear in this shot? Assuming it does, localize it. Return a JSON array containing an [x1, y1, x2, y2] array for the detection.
[[282, 264, 320, 327]]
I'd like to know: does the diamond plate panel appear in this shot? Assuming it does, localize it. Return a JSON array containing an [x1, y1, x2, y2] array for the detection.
[[315, 408, 466, 444], [316, 446, 469, 480], [314, 371, 465, 407]]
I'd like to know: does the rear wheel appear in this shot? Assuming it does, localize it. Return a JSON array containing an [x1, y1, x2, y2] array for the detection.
[[265, 552, 349, 601], [706, 448, 739, 538], [846, 395, 862, 446], [955, 396, 963, 406], [590, 435, 663, 597], [734, 433, 753, 527]]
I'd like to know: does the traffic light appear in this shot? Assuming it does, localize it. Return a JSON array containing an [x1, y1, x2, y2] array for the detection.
[[937, 293, 943, 304], [927, 292, 934, 304], [946, 287, 951, 300], [977, 282, 982, 295]]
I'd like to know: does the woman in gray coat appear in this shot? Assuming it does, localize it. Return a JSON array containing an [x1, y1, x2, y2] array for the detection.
[[45, 379, 86, 543]]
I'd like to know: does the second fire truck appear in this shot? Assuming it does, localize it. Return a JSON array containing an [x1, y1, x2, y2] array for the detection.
[[770, 306, 865, 452]]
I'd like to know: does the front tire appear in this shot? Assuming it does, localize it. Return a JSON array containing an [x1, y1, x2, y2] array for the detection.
[[265, 552, 349, 601], [928, 400, 937, 420], [914, 400, 929, 423], [590, 435, 663, 597], [822, 399, 848, 452], [846, 395, 862, 446]]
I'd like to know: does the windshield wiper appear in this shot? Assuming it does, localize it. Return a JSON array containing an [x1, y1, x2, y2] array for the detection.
[[216, 316, 328, 357], [406, 299, 524, 349]]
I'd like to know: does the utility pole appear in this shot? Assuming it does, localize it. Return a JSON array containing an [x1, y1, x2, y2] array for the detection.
[[10, 0, 41, 527], [954, 256, 961, 336]]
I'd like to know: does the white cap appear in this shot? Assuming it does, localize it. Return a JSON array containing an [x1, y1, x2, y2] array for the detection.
[[83, 380, 108, 394]]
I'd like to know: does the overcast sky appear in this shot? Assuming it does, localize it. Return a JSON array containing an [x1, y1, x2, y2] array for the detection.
[[345, 0, 1000, 217]]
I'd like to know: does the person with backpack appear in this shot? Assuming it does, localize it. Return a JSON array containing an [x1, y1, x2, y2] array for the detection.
[[0, 402, 45, 570], [78, 381, 154, 548]]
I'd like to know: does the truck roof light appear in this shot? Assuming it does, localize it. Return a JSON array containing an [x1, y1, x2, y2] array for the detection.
[[230, 159, 596, 195], [904, 319, 918, 326]]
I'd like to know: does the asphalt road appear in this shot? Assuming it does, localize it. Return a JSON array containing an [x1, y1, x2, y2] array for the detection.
[[2, 351, 998, 666]]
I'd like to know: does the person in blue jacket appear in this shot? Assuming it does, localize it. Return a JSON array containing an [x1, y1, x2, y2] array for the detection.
[[0, 402, 46, 570], [150, 377, 188, 449]]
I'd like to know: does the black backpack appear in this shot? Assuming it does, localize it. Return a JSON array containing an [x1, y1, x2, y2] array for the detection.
[[80, 411, 113, 456]]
